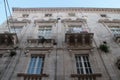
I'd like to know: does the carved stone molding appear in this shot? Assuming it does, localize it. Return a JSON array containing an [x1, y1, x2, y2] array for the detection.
[[34, 19, 57, 24], [61, 18, 86, 23], [98, 19, 120, 23], [13, 7, 120, 13], [8, 19, 31, 23]]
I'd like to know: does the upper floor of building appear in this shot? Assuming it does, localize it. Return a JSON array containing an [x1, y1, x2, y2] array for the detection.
[[1, 7, 120, 49]]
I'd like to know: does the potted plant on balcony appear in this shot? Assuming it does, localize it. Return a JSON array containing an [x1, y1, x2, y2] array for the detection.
[[99, 41, 109, 53], [41, 37, 46, 44], [38, 36, 47, 45]]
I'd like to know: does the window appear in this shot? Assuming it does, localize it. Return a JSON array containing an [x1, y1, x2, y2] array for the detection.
[[100, 14, 107, 17], [75, 55, 92, 74], [67, 25, 82, 33], [68, 13, 75, 16], [38, 26, 52, 39], [10, 26, 23, 33], [27, 56, 44, 74], [45, 14, 52, 17], [22, 14, 29, 18], [109, 26, 120, 35]]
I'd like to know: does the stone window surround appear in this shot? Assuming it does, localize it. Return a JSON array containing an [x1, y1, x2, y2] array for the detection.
[[75, 54, 92, 74], [38, 26, 52, 39], [27, 56, 44, 74]]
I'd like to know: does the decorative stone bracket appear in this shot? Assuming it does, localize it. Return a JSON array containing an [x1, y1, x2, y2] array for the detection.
[[17, 73, 49, 79], [71, 73, 102, 80]]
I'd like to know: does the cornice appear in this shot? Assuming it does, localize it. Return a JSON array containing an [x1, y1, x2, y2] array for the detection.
[[61, 18, 86, 23], [12, 7, 120, 13], [34, 19, 57, 23], [98, 19, 120, 23], [8, 19, 31, 23]]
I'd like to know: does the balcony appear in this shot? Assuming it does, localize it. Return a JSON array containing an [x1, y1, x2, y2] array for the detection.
[[27, 38, 54, 50], [65, 31, 94, 49], [17, 73, 49, 80], [71, 73, 102, 80], [0, 33, 18, 49]]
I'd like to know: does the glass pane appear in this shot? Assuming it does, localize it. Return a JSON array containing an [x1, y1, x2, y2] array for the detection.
[[27, 58, 33, 74], [38, 58, 42, 72], [80, 62, 82, 67], [83, 56, 86, 61], [89, 68, 92, 74], [77, 68, 80, 74], [76, 62, 79, 67], [87, 62, 90, 67], [78, 56, 81, 62], [84, 62, 87, 67], [31, 68, 35, 74], [34, 58, 43, 74], [27, 57, 37, 74], [80, 68, 84, 74], [36, 68, 41, 74], [85, 68, 89, 74]]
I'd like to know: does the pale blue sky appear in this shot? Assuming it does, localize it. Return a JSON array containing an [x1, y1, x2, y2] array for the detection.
[[0, 0, 120, 24]]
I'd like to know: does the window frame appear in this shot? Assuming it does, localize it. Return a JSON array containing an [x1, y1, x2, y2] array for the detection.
[[109, 26, 120, 34], [10, 26, 23, 33], [75, 54, 92, 74], [27, 55, 45, 74], [67, 25, 83, 33], [38, 26, 52, 39]]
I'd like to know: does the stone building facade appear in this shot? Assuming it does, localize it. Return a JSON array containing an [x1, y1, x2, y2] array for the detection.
[[0, 7, 120, 80]]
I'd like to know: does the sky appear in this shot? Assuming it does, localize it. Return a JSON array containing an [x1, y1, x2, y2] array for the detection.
[[0, 0, 120, 24]]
